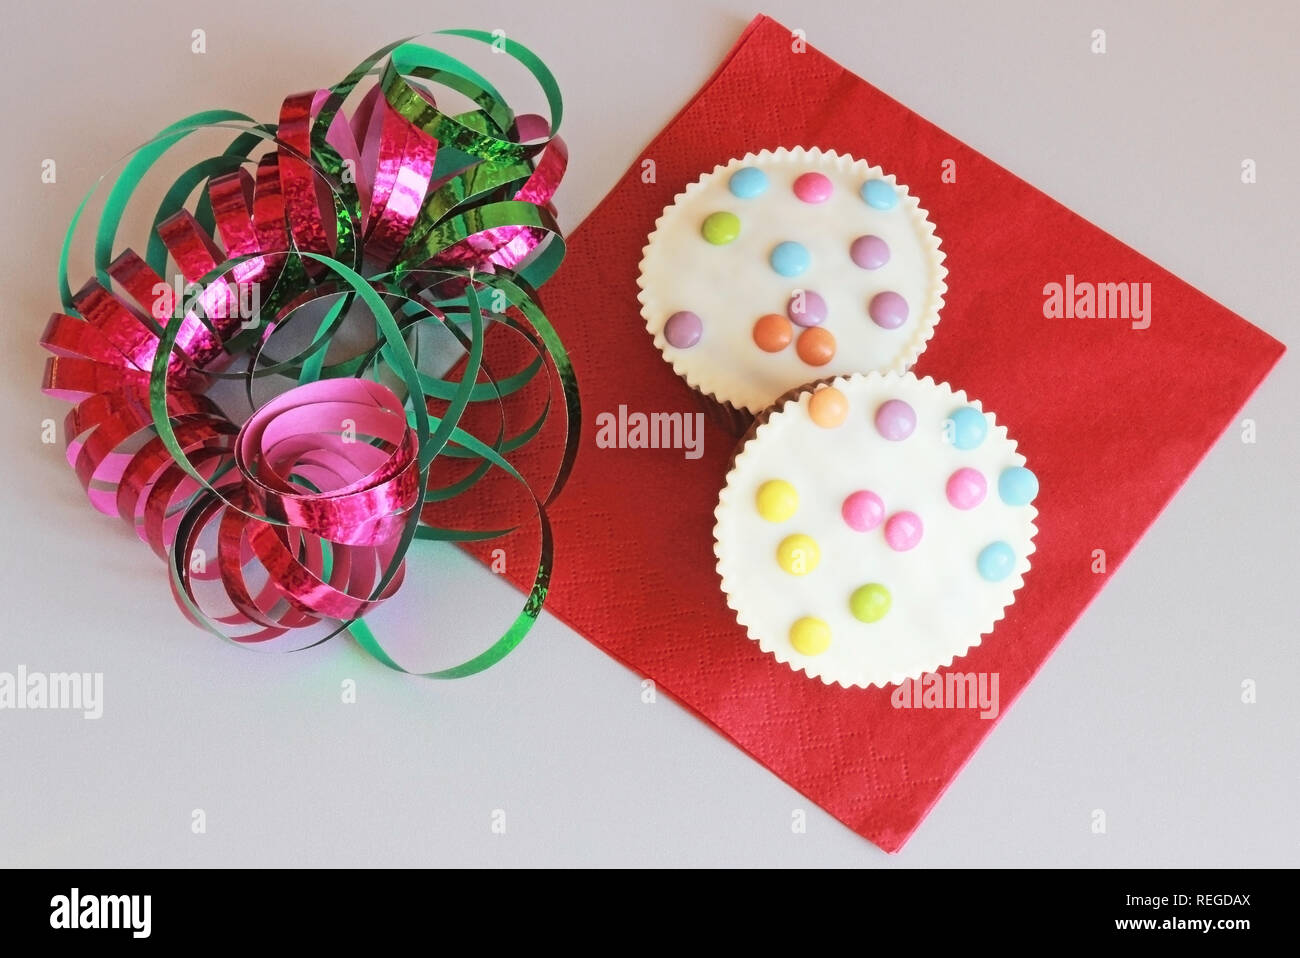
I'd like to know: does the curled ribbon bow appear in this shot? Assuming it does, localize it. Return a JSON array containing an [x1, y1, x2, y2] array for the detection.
[[40, 31, 578, 677]]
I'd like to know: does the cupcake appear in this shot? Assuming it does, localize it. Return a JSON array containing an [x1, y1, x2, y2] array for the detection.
[[638, 148, 947, 431], [713, 372, 1038, 689]]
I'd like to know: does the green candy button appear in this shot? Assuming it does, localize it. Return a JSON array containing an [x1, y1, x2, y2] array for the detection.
[[701, 211, 740, 245], [850, 583, 891, 623]]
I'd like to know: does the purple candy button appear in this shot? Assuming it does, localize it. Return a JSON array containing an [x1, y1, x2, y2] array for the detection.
[[786, 289, 828, 327], [874, 399, 916, 441], [850, 235, 890, 270], [869, 290, 909, 329], [664, 310, 702, 348]]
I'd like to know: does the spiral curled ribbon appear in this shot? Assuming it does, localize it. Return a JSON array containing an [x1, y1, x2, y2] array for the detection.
[[39, 31, 578, 677]]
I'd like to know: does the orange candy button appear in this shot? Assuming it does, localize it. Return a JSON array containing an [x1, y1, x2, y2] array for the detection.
[[752, 313, 793, 352], [796, 326, 836, 366], [808, 385, 848, 427]]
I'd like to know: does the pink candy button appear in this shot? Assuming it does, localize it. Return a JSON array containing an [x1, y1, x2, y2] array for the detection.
[[884, 511, 923, 551], [793, 172, 833, 204], [946, 468, 987, 510], [841, 490, 885, 532]]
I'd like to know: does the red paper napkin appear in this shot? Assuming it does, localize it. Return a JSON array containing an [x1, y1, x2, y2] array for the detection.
[[457, 14, 1285, 851]]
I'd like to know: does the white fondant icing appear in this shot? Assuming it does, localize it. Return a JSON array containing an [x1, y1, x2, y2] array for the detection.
[[714, 372, 1037, 689], [638, 148, 947, 414]]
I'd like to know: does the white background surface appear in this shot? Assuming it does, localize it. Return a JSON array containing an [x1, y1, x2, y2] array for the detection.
[[1, 0, 1295, 866]]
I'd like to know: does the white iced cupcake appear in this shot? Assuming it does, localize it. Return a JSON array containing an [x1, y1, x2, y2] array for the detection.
[[713, 372, 1039, 689], [638, 148, 947, 420]]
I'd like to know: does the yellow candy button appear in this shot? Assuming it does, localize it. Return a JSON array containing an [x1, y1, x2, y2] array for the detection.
[[790, 617, 831, 656], [776, 534, 820, 575], [755, 479, 798, 522]]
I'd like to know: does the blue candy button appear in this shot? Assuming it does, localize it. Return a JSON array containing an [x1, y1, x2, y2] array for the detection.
[[946, 406, 988, 450], [861, 179, 898, 210], [977, 541, 1016, 582], [729, 166, 769, 199], [770, 241, 811, 277], [998, 467, 1039, 506]]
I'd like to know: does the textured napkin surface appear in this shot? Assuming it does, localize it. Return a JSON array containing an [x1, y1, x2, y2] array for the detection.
[[459, 14, 1285, 851]]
